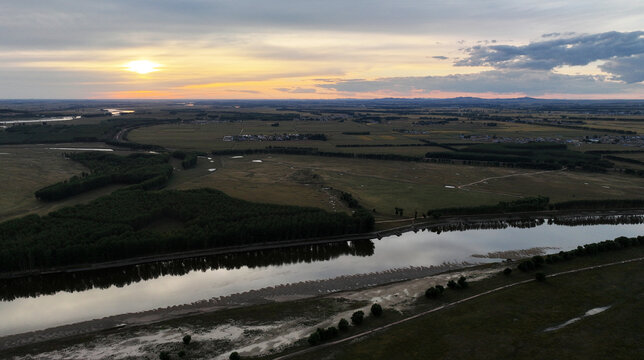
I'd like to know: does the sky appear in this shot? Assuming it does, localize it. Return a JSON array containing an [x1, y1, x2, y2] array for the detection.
[[1, 1, 643, 99]]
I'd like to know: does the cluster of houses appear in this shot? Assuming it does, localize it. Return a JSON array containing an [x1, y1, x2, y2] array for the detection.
[[223, 133, 312, 142], [582, 134, 644, 146], [458, 134, 644, 147]]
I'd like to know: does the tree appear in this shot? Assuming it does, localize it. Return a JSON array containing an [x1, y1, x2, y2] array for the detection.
[[159, 352, 171, 360], [503, 267, 512, 276], [518, 260, 535, 272], [229, 352, 241, 360], [435, 284, 445, 293], [447, 280, 459, 289], [532, 255, 545, 266], [458, 276, 468, 288], [182, 334, 191, 345], [326, 326, 339, 339], [338, 318, 349, 331], [535, 272, 546, 282], [371, 303, 383, 317], [425, 287, 440, 299], [351, 310, 365, 325], [308, 332, 321, 346]]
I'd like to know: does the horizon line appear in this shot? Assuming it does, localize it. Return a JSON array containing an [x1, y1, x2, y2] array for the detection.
[[2, 97, 644, 102]]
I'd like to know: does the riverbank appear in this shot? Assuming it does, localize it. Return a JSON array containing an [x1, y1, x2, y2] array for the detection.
[[2, 209, 643, 279], [4, 244, 643, 359]]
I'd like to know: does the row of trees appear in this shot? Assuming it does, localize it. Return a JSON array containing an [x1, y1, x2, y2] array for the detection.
[[1, 188, 375, 273], [0, 117, 179, 145], [428, 196, 551, 218], [427, 197, 644, 218], [307, 304, 383, 346], [516, 236, 644, 273], [211, 147, 422, 162], [34, 152, 173, 201], [425, 143, 612, 172], [1, 239, 375, 301]]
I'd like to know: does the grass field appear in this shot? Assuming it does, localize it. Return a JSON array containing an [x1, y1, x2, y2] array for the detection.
[[0, 144, 128, 222], [4, 106, 644, 222], [289, 247, 644, 360], [168, 154, 644, 220], [3, 143, 644, 222], [616, 152, 644, 161], [128, 120, 436, 155], [128, 119, 612, 154]]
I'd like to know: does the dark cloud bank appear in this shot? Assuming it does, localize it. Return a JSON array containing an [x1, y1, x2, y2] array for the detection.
[[322, 31, 644, 96]]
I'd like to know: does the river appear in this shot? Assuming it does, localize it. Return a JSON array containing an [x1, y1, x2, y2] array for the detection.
[[0, 217, 642, 336], [0, 116, 80, 125]]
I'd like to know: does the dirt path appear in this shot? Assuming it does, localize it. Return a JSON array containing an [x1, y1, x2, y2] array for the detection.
[[457, 167, 566, 190], [272, 256, 644, 360]]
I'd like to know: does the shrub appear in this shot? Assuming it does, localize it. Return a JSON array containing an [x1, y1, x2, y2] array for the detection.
[[535, 272, 546, 282], [435, 285, 445, 293], [182, 334, 191, 345], [425, 287, 440, 299], [458, 276, 468, 288], [307, 332, 321, 346], [351, 310, 365, 325], [371, 303, 383, 317], [229, 352, 241, 360], [325, 326, 339, 339], [338, 318, 349, 331], [172, 150, 187, 160], [447, 280, 458, 289], [503, 268, 512, 276], [159, 352, 171, 360], [532, 255, 545, 266], [518, 260, 535, 272], [178, 351, 186, 358]]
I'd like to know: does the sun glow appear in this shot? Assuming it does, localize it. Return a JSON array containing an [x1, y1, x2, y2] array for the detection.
[[124, 60, 160, 74]]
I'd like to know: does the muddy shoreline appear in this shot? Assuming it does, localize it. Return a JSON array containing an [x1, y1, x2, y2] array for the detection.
[[2, 209, 642, 280], [0, 262, 483, 351], [1, 209, 642, 353]]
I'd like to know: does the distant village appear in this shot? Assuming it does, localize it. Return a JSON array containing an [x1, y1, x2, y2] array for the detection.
[[223, 133, 327, 142], [459, 134, 644, 147]]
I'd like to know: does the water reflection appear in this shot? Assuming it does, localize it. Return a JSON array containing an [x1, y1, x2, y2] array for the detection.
[[0, 215, 642, 336], [0, 240, 375, 301], [2, 215, 641, 302]]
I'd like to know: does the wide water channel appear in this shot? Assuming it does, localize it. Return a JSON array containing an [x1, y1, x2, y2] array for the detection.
[[1, 217, 642, 336]]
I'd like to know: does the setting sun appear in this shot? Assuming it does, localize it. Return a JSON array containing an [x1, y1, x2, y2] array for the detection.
[[124, 60, 160, 74]]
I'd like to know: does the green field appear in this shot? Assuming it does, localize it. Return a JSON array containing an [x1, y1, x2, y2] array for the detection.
[[4, 103, 644, 223], [5, 146, 640, 223], [290, 247, 644, 360], [0, 144, 112, 222], [165, 154, 644, 220]]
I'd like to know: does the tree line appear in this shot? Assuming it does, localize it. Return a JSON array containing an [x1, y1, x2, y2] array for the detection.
[[425, 143, 613, 172], [212, 146, 422, 162], [0, 239, 375, 300], [34, 152, 173, 201], [427, 197, 644, 218], [1, 188, 375, 273], [0, 117, 179, 145]]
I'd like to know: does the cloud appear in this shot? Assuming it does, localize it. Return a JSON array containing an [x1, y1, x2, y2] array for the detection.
[[542, 32, 576, 38], [455, 31, 644, 79], [599, 54, 644, 83], [318, 70, 643, 96], [1, 1, 642, 50], [275, 87, 317, 94], [432, 56, 448, 60]]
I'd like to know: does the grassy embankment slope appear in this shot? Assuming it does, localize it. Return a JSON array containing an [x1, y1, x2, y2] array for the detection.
[[284, 245, 644, 360]]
